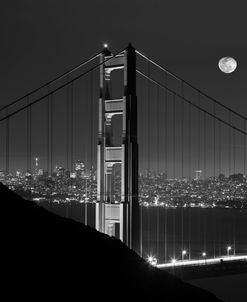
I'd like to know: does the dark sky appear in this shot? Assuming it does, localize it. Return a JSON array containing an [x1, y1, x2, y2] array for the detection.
[[1, 0, 247, 111], [0, 0, 247, 176]]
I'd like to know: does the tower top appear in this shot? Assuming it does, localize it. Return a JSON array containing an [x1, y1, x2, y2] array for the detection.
[[102, 43, 112, 56]]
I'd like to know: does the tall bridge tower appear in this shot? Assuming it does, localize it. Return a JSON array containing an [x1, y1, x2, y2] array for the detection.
[[96, 44, 139, 254]]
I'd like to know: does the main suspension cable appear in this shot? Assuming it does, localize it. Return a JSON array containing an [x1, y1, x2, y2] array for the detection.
[[0, 52, 102, 114], [136, 70, 247, 137], [0, 49, 126, 123], [136, 50, 247, 121]]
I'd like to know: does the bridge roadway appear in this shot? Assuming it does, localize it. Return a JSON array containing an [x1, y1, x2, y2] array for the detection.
[[157, 254, 247, 269], [157, 255, 247, 280]]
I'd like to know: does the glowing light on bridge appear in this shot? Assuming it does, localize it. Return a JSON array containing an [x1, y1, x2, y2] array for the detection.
[[147, 255, 157, 266], [182, 250, 187, 261], [157, 254, 247, 269]]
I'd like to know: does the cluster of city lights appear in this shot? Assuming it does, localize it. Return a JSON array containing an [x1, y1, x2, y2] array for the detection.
[[147, 246, 234, 267]]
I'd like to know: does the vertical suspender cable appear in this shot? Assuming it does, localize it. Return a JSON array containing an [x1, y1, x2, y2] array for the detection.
[[147, 61, 151, 255], [188, 98, 191, 260], [139, 76, 143, 258], [244, 120, 246, 176], [66, 81, 70, 220], [233, 123, 236, 255], [164, 74, 168, 262], [26, 97, 29, 174], [46, 87, 52, 206], [156, 85, 159, 261], [212, 105, 216, 258], [47, 88, 50, 177], [66, 78, 70, 174], [71, 82, 74, 176], [233, 125, 236, 176], [213, 105, 216, 179], [165, 73, 168, 179], [88, 71, 94, 225], [229, 111, 231, 177], [70, 82, 74, 220], [219, 121, 222, 175], [181, 81, 184, 254], [181, 81, 184, 179], [228, 111, 232, 255], [173, 93, 176, 179], [5, 108, 9, 182], [50, 92, 53, 179], [85, 75, 88, 224], [204, 111, 207, 254], [198, 92, 201, 172], [172, 92, 176, 258], [216, 120, 222, 257], [197, 92, 201, 257], [27, 95, 32, 200]]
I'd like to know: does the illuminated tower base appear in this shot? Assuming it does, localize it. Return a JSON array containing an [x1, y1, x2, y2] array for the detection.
[[96, 44, 139, 254]]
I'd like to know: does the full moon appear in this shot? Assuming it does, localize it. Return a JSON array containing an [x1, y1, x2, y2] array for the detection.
[[218, 57, 237, 73]]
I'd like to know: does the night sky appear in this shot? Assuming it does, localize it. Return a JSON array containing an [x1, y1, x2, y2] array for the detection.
[[1, 1, 247, 109], [0, 0, 247, 176]]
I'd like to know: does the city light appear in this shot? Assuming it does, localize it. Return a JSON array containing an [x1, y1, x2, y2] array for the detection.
[[171, 258, 177, 264], [103, 43, 108, 49], [4, 165, 247, 211]]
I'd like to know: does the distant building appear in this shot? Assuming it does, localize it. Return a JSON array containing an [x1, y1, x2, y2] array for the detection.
[[0, 170, 5, 181], [16, 170, 22, 177], [38, 168, 44, 176], [70, 172, 76, 179], [195, 170, 202, 180], [75, 160, 85, 178], [35, 157, 39, 175], [57, 167, 66, 177]]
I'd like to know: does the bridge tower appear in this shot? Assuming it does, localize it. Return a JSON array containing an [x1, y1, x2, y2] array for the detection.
[[96, 44, 139, 254]]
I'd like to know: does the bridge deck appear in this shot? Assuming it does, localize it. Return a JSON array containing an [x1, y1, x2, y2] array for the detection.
[[157, 255, 247, 280]]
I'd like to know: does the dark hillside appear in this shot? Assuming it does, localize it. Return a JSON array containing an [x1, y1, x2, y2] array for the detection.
[[2, 183, 223, 301]]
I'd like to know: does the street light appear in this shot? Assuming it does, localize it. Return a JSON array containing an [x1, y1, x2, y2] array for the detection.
[[171, 258, 177, 267], [202, 252, 206, 264], [182, 250, 187, 261], [227, 246, 232, 257]]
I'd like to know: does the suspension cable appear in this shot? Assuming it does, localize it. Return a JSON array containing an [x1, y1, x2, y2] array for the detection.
[[0, 49, 126, 123], [0, 52, 102, 114], [136, 50, 247, 121], [136, 70, 247, 137]]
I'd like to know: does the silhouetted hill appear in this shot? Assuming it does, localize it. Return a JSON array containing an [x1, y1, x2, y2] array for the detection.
[[2, 183, 223, 301]]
